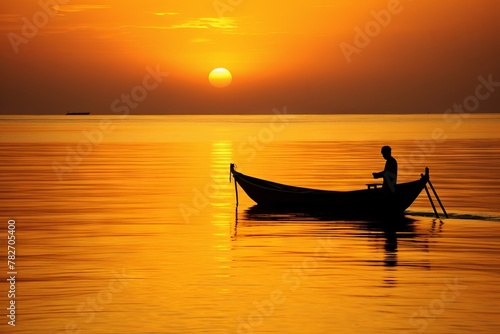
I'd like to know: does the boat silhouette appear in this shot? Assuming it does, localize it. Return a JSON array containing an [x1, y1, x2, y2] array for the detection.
[[230, 163, 429, 219], [66, 112, 90, 115]]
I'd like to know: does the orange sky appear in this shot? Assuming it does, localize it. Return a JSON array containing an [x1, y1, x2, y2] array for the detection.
[[0, 0, 499, 114]]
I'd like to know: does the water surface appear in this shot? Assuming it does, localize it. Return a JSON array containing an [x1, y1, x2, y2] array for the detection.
[[1, 114, 500, 333]]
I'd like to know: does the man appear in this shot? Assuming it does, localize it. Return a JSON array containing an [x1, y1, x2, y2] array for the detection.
[[373, 145, 398, 192]]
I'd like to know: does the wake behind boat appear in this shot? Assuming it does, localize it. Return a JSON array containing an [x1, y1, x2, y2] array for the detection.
[[229, 163, 444, 219]]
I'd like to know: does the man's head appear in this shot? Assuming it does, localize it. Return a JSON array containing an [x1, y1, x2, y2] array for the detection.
[[381, 146, 392, 159]]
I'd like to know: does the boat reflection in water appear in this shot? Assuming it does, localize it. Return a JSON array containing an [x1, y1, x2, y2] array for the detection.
[[234, 204, 440, 273]]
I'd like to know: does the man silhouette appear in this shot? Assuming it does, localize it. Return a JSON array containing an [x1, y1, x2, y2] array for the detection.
[[373, 145, 397, 192]]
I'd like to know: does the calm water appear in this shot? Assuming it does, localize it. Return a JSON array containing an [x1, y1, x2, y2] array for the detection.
[[1, 114, 500, 334]]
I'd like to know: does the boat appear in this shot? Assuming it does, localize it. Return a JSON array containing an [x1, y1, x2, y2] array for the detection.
[[229, 163, 430, 218], [66, 112, 90, 115]]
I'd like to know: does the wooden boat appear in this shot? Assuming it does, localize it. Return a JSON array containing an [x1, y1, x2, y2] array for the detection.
[[230, 163, 430, 218]]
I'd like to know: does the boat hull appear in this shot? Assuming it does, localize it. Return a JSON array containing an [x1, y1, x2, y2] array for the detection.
[[230, 164, 428, 218]]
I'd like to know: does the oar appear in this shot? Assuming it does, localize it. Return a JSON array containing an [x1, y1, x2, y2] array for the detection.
[[428, 179, 448, 218], [230, 163, 239, 206], [424, 183, 440, 219], [234, 182, 239, 207]]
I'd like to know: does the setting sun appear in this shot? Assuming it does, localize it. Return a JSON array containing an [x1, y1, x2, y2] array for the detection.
[[209, 68, 232, 88]]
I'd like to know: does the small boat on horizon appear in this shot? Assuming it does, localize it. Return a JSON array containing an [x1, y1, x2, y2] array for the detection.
[[229, 163, 431, 219], [66, 112, 90, 115]]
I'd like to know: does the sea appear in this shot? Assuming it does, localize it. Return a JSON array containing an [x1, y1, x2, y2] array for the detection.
[[1, 113, 500, 334]]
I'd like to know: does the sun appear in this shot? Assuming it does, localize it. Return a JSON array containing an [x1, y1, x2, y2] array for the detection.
[[209, 68, 232, 88]]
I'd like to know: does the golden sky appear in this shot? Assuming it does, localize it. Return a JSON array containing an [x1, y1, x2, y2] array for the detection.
[[0, 0, 499, 114]]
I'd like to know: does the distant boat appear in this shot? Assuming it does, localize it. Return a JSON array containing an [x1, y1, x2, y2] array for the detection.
[[230, 163, 429, 218], [66, 112, 90, 115]]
